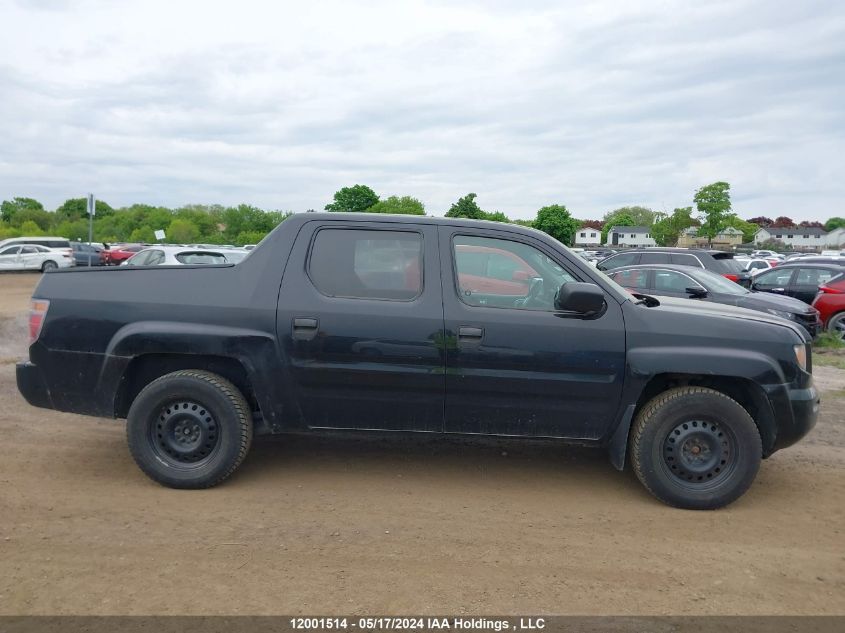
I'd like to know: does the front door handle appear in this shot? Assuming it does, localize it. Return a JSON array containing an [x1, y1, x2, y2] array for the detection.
[[458, 326, 484, 341], [292, 317, 319, 341]]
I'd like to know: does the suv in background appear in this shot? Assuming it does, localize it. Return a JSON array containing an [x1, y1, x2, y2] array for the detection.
[[597, 248, 750, 283]]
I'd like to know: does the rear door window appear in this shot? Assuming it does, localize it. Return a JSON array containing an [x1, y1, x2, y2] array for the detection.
[[639, 252, 670, 264], [795, 268, 835, 286], [670, 253, 703, 267], [309, 229, 423, 301], [598, 252, 639, 270]]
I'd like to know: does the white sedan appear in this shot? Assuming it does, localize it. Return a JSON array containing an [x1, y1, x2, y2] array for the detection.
[[124, 246, 246, 266], [0, 244, 74, 271]]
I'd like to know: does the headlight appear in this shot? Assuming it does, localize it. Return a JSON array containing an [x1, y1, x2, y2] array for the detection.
[[766, 308, 795, 320], [794, 344, 808, 372]]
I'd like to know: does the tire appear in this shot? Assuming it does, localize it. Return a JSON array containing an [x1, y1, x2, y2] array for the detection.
[[827, 312, 845, 341], [41, 260, 58, 271], [126, 370, 253, 489], [629, 387, 762, 510]]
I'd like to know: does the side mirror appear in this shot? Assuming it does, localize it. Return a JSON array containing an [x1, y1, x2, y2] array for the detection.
[[555, 282, 606, 315], [686, 287, 708, 298]]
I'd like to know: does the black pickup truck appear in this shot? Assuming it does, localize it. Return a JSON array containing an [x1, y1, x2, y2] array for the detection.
[[17, 213, 819, 509]]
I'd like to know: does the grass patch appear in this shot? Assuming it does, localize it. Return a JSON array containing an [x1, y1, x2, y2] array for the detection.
[[814, 355, 845, 370], [814, 332, 845, 349]]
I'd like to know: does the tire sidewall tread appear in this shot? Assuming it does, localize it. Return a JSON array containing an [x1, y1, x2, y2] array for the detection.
[[629, 386, 762, 510], [126, 370, 253, 489]]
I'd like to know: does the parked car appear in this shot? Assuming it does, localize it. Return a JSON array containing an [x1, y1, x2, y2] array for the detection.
[[812, 272, 845, 340], [751, 250, 784, 260], [0, 244, 74, 271], [17, 213, 818, 510], [751, 263, 845, 304], [608, 264, 821, 337], [0, 236, 71, 250], [71, 242, 105, 266], [124, 246, 233, 266], [597, 248, 750, 284], [734, 257, 774, 276], [102, 244, 147, 265]]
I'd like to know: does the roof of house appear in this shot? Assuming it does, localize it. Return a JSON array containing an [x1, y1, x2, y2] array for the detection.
[[758, 226, 828, 236], [577, 225, 600, 231], [609, 226, 650, 234]]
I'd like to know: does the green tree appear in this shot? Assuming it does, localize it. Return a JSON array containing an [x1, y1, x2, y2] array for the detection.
[[18, 220, 45, 236], [650, 207, 696, 246], [129, 226, 155, 243], [367, 195, 425, 215], [481, 211, 510, 223], [445, 193, 485, 220], [325, 185, 379, 212], [54, 220, 90, 242], [167, 218, 200, 244], [601, 211, 637, 243], [55, 198, 114, 222], [694, 182, 732, 245], [604, 205, 655, 227], [1, 197, 45, 224], [723, 214, 759, 244], [533, 204, 579, 246], [824, 217, 845, 232], [513, 219, 535, 228]]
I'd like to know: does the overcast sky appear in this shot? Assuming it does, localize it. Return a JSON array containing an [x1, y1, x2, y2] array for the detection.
[[1, 0, 843, 221]]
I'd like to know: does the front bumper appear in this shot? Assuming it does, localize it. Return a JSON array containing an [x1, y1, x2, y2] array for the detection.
[[16, 361, 53, 410], [765, 376, 820, 453]]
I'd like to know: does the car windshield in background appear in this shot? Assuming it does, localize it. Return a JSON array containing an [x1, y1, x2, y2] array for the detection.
[[696, 269, 750, 295], [175, 252, 227, 265]]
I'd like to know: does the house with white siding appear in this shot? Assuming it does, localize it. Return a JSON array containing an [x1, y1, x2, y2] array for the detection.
[[826, 227, 845, 248], [753, 227, 828, 251], [605, 226, 656, 247], [574, 226, 601, 246]]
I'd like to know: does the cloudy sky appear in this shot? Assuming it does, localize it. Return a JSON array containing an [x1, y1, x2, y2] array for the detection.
[[1, 0, 843, 221]]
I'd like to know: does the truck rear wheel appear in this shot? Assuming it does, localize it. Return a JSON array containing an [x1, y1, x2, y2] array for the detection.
[[126, 370, 253, 489], [629, 387, 761, 510]]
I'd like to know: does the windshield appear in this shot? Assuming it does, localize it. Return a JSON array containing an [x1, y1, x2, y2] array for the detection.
[[696, 268, 749, 295]]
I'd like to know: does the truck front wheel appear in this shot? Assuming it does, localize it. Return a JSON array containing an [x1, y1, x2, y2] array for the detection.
[[629, 387, 762, 510], [126, 370, 253, 489]]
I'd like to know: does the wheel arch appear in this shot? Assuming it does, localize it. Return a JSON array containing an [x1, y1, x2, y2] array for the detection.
[[106, 321, 292, 433], [608, 372, 778, 470]]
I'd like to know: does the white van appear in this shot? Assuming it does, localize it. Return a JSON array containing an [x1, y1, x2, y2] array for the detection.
[[0, 236, 71, 250]]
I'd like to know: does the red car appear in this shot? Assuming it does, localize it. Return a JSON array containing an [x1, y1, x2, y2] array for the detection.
[[102, 244, 147, 265], [812, 272, 845, 339]]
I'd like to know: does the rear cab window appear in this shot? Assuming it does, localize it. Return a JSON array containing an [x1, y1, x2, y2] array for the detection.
[[308, 229, 423, 301]]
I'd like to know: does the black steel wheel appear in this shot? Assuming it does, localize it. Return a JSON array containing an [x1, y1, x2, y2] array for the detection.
[[150, 400, 221, 468], [629, 387, 761, 510], [661, 418, 738, 489], [127, 370, 252, 489]]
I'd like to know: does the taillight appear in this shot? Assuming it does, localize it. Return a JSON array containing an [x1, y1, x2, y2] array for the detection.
[[29, 299, 50, 345], [818, 284, 844, 294], [723, 273, 739, 282]]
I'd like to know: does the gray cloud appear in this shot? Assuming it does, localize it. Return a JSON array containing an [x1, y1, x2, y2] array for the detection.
[[1, 0, 843, 220]]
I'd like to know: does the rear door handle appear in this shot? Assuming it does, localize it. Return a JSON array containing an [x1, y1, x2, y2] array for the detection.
[[292, 317, 319, 341], [458, 326, 484, 341]]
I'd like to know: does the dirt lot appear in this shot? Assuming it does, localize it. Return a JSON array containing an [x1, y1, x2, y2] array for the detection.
[[0, 273, 843, 615]]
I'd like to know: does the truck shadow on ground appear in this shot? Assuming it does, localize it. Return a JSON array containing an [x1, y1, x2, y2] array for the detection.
[[233, 431, 648, 496]]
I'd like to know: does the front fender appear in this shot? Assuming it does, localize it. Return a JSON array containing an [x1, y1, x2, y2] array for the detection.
[[627, 346, 786, 385]]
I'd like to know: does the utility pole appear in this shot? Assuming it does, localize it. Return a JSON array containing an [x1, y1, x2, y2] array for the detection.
[[87, 193, 95, 266]]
